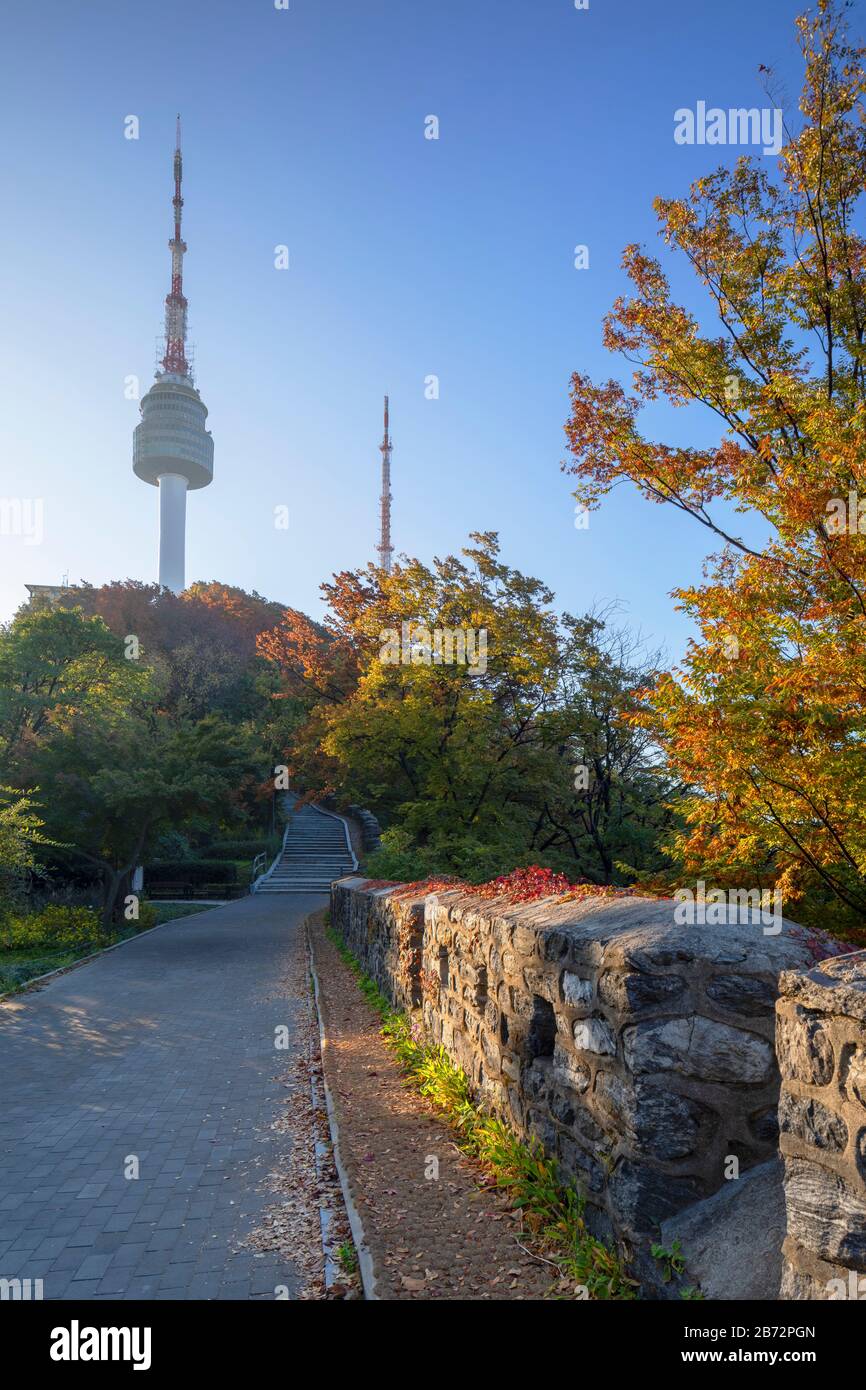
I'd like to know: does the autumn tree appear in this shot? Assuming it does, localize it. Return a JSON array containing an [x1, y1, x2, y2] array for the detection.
[[260, 536, 674, 883], [51, 580, 285, 724], [563, 2, 866, 928]]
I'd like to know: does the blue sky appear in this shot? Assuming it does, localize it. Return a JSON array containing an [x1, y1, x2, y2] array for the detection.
[[0, 0, 829, 659]]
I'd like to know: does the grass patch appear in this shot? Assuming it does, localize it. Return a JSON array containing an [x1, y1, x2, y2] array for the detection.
[[0, 949, 81, 993], [149, 902, 214, 925], [326, 925, 638, 1300], [0, 903, 212, 994], [335, 1240, 358, 1275]]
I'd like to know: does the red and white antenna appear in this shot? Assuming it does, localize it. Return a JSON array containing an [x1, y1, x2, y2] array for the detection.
[[161, 114, 189, 376], [376, 395, 394, 574]]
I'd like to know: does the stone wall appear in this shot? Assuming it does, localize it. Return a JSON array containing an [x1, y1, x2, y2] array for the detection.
[[346, 804, 382, 854], [331, 877, 822, 1290], [778, 950, 866, 1299]]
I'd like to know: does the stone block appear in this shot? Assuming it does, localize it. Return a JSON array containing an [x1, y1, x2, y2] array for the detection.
[[624, 1016, 774, 1084], [777, 1006, 836, 1086], [598, 969, 686, 1014], [660, 1159, 785, 1300], [561, 971, 593, 1007], [572, 1018, 616, 1056], [783, 1156, 866, 1271], [552, 1041, 591, 1094], [779, 1093, 848, 1153], [705, 973, 776, 1018]]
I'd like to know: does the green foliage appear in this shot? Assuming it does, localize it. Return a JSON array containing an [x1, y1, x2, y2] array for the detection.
[[651, 1238, 687, 1284], [363, 825, 552, 886], [0, 786, 54, 890], [204, 839, 279, 861], [34, 709, 261, 923], [335, 1242, 358, 1275], [326, 926, 638, 1300], [0, 904, 104, 952], [133, 902, 158, 931], [0, 588, 301, 923], [145, 859, 238, 885], [268, 537, 679, 888], [147, 902, 214, 925], [0, 606, 143, 760], [0, 951, 79, 993], [150, 830, 194, 861]]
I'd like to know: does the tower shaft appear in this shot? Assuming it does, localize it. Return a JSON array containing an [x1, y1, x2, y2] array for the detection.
[[377, 395, 393, 574], [158, 473, 188, 592]]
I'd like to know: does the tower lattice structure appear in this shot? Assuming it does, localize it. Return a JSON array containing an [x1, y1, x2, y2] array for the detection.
[[377, 395, 393, 574]]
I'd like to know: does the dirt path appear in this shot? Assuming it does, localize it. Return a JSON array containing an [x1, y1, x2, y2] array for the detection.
[[309, 913, 555, 1300]]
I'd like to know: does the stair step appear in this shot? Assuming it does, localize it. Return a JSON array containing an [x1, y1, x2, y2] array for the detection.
[[253, 803, 357, 895]]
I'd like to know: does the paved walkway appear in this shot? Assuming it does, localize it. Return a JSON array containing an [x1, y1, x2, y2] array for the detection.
[[0, 894, 325, 1300]]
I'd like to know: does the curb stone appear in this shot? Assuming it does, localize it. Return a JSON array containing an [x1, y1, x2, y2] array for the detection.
[[305, 912, 379, 1300]]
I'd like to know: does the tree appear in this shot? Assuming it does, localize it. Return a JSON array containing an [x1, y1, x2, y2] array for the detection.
[[0, 607, 140, 772], [562, 2, 866, 926], [259, 535, 675, 883], [262, 535, 558, 850], [1, 598, 273, 923], [36, 713, 262, 927], [0, 788, 52, 905], [53, 580, 286, 724], [532, 614, 679, 883]]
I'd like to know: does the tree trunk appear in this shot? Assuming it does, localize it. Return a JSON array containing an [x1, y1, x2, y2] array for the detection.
[[101, 867, 124, 932]]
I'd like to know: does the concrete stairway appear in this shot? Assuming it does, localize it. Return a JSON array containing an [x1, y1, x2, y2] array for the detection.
[[255, 801, 356, 895]]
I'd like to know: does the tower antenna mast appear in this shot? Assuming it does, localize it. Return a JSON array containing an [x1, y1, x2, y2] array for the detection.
[[376, 395, 394, 574], [162, 113, 188, 376]]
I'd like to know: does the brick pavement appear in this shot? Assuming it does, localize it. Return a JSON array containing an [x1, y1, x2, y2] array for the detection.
[[0, 894, 325, 1300]]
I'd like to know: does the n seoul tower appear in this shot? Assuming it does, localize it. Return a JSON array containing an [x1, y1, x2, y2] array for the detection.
[[133, 117, 213, 592]]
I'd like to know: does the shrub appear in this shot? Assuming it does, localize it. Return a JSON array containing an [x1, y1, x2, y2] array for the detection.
[[363, 828, 557, 887], [0, 904, 104, 952], [203, 840, 277, 861], [132, 901, 158, 931], [362, 840, 439, 884], [150, 830, 193, 861], [145, 860, 237, 886]]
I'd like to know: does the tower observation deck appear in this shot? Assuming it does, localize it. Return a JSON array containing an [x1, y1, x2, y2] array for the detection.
[[132, 117, 213, 593]]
